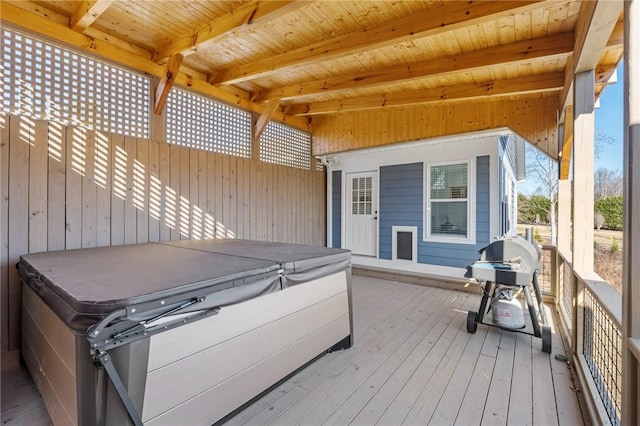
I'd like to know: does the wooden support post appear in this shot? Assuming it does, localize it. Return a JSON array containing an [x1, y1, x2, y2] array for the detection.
[[571, 70, 595, 272], [154, 54, 184, 115], [557, 107, 573, 256], [622, 0, 640, 423], [250, 113, 260, 161], [150, 79, 166, 142], [254, 100, 279, 144], [557, 179, 571, 255], [560, 106, 574, 180]]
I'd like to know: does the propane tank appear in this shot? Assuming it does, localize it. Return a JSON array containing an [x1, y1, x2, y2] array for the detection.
[[491, 285, 525, 329]]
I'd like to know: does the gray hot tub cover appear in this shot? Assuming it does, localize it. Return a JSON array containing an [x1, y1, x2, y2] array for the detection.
[[159, 239, 352, 288], [18, 240, 351, 334]]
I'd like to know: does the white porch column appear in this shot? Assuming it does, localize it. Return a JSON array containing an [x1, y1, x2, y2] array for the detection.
[[622, 0, 640, 423], [571, 70, 595, 272]]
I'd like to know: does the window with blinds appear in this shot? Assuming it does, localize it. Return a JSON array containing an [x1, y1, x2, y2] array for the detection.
[[426, 162, 472, 240], [259, 121, 311, 170], [165, 88, 251, 157], [1, 27, 150, 138]]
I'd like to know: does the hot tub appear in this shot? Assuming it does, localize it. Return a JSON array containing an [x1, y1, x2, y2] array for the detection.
[[18, 240, 352, 426]]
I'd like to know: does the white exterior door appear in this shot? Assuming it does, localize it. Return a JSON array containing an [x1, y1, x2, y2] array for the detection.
[[345, 172, 377, 256]]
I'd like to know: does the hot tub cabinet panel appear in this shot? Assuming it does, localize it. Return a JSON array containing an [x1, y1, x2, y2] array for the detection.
[[18, 240, 352, 426], [21, 284, 81, 426], [142, 272, 350, 424]]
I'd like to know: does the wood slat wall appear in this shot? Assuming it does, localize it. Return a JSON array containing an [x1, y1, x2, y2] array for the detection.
[[0, 113, 326, 352], [312, 95, 559, 158]]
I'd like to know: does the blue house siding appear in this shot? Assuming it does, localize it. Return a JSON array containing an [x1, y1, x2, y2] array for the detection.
[[379, 163, 423, 260], [476, 155, 491, 245], [331, 170, 342, 248], [378, 156, 491, 268], [419, 155, 491, 267]]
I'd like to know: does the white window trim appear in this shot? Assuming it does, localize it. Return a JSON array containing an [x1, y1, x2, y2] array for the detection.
[[499, 149, 519, 236], [392, 226, 418, 262], [424, 159, 476, 244]]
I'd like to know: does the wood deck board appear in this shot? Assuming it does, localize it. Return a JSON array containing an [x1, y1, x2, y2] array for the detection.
[[507, 332, 534, 425], [1, 276, 584, 426], [310, 289, 455, 425], [259, 285, 438, 425], [452, 326, 502, 425], [481, 330, 517, 425], [1, 363, 52, 426], [227, 279, 406, 426], [403, 297, 483, 425], [376, 296, 477, 425], [548, 305, 587, 425], [347, 292, 469, 425]]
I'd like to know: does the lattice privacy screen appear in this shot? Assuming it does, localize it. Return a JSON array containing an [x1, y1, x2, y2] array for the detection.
[[260, 121, 311, 170], [1, 27, 150, 138], [166, 88, 251, 158]]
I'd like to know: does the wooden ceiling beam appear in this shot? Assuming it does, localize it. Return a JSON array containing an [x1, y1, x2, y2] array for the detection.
[[255, 31, 574, 103], [211, 0, 545, 86], [153, 1, 307, 63], [607, 19, 624, 47], [0, 1, 309, 131], [559, 0, 623, 110], [287, 72, 564, 116], [70, 0, 114, 32]]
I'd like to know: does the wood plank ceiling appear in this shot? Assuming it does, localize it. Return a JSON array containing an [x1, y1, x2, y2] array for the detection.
[[1, 0, 624, 158]]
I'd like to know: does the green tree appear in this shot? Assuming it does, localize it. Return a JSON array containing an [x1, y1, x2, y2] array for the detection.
[[518, 194, 553, 224], [518, 194, 535, 223], [594, 196, 623, 230], [529, 195, 551, 223]]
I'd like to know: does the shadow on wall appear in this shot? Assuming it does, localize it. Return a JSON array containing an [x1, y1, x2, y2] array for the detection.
[[1, 113, 325, 351]]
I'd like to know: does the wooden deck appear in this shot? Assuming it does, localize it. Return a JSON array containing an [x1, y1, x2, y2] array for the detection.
[[1, 275, 585, 426], [227, 276, 586, 426], [1, 352, 51, 426]]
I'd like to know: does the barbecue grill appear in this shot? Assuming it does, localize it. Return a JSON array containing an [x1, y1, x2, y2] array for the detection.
[[465, 235, 552, 353]]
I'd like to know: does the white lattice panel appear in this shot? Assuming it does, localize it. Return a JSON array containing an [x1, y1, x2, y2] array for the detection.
[[260, 121, 311, 170], [166, 88, 251, 158], [1, 27, 150, 138]]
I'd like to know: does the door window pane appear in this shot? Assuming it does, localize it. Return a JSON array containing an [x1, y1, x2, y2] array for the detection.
[[351, 176, 373, 216]]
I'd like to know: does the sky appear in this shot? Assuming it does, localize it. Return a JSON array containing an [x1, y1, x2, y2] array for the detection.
[[594, 61, 624, 172], [518, 62, 624, 195]]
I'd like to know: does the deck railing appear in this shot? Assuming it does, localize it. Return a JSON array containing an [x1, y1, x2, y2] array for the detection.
[[537, 244, 554, 295], [544, 246, 623, 426]]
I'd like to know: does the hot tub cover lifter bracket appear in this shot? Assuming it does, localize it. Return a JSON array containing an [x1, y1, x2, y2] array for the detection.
[[87, 295, 220, 426]]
